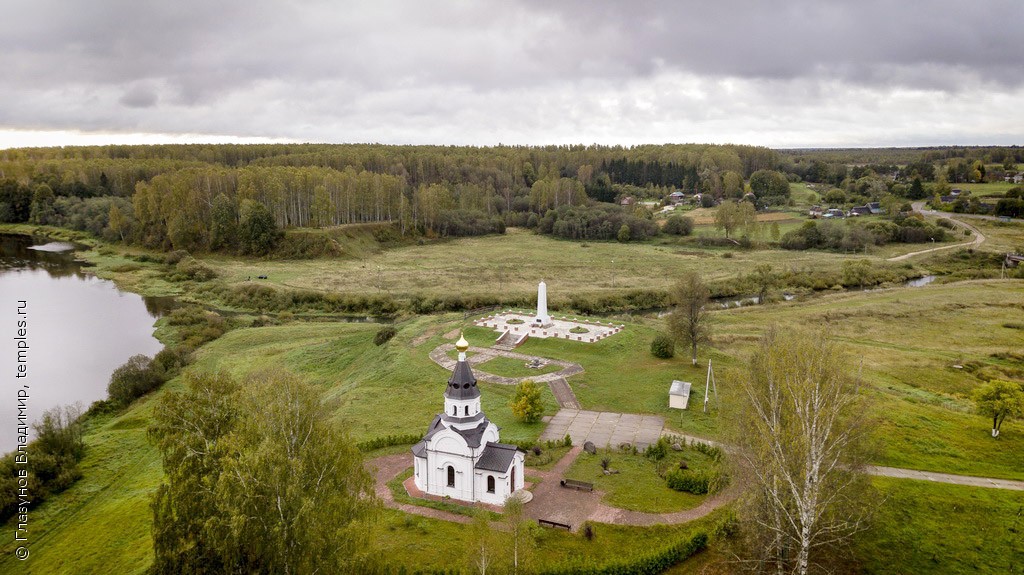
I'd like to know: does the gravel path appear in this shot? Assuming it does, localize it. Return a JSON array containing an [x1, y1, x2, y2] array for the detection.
[[888, 202, 986, 261]]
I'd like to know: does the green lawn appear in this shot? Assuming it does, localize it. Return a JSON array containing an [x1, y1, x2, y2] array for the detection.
[[374, 505, 723, 573], [564, 448, 719, 513], [856, 478, 1024, 575], [186, 317, 559, 445], [475, 355, 564, 378]]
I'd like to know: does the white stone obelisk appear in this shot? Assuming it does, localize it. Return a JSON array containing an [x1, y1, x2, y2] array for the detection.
[[534, 280, 551, 326]]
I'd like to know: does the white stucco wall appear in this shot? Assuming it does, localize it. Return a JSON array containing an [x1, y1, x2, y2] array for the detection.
[[443, 396, 482, 421]]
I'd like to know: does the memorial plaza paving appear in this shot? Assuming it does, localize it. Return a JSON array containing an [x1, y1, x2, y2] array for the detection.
[[539, 409, 665, 450]]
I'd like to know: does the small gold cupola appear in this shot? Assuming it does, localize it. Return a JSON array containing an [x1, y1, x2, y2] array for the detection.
[[455, 332, 470, 353]]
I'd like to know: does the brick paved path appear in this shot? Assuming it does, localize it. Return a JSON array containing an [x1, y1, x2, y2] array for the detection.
[[370, 447, 737, 531]]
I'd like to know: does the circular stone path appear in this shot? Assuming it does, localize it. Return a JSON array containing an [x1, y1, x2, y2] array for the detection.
[[429, 343, 583, 386]]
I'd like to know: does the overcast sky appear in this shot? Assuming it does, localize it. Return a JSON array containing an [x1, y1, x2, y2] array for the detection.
[[1, 0, 1022, 149]]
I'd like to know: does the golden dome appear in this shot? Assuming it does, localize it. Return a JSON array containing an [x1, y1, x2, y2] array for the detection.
[[455, 332, 470, 353]]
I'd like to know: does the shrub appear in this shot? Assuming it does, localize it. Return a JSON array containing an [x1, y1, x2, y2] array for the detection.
[[168, 256, 217, 282], [107, 354, 166, 406], [0, 405, 87, 524], [164, 249, 190, 265], [663, 215, 694, 236], [154, 346, 192, 375], [665, 468, 713, 494], [650, 333, 675, 359], [644, 436, 670, 461], [510, 380, 544, 423], [374, 325, 398, 346], [355, 434, 422, 452], [692, 441, 724, 462], [544, 532, 708, 575]]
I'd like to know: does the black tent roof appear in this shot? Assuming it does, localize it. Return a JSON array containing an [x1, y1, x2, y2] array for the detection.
[[445, 360, 480, 400]]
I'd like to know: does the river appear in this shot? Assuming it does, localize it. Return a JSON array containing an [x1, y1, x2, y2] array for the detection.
[[0, 234, 165, 454]]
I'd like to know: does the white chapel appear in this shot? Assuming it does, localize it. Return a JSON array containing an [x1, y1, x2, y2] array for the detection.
[[412, 333, 525, 506]]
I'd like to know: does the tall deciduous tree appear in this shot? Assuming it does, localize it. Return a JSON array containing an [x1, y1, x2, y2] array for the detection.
[[29, 183, 56, 224], [150, 370, 378, 574], [666, 272, 712, 366], [973, 379, 1024, 438], [107, 202, 127, 242], [503, 495, 536, 575], [715, 200, 756, 239], [209, 193, 239, 251], [218, 371, 378, 574], [469, 511, 505, 575], [150, 371, 240, 575], [239, 200, 281, 256], [749, 170, 791, 205], [733, 327, 873, 575], [752, 264, 775, 303]]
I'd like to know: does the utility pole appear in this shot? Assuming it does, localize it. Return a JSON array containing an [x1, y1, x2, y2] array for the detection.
[[703, 359, 718, 414]]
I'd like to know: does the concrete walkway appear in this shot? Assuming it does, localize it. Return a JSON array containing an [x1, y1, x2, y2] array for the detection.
[[547, 378, 580, 409], [868, 465, 1024, 491], [539, 408, 665, 449]]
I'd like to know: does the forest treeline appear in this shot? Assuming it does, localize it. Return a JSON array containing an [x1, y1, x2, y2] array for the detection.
[[0, 143, 1020, 253]]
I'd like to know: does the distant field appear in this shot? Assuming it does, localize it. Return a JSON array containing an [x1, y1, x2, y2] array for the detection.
[[950, 181, 1019, 196], [189, 227, 945, 302], [965, 218, 1024, 253]]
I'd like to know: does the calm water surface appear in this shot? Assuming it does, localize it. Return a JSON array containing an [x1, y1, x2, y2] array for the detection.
[[0, 234, 164, 453]]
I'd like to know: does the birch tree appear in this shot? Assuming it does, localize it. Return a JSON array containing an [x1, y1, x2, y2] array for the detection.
[[733, 326, 873, 575], [503, 496, 536, 574]]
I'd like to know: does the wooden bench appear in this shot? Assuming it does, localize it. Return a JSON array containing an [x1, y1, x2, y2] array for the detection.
[[538, 518, 571, 530], [560, 479, 594, 492]]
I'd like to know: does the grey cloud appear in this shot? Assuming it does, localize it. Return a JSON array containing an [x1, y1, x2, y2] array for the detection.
[[119, 84, 158, 108], [0, 0, 1022, 145]]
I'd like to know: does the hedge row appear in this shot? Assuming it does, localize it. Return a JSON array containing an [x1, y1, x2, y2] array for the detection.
[[356, 434, 422, 453], [541, 531, 708, 575]]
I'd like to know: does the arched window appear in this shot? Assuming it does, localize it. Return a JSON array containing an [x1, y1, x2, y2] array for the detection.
[[464, 405, 469, 416], [447, 466, 455, 487], [452, 406, 457, 416], [486, 475, 495, 493]]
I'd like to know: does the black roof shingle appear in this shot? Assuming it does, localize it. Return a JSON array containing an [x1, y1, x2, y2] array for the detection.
[[475, 442, 520, 472]]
